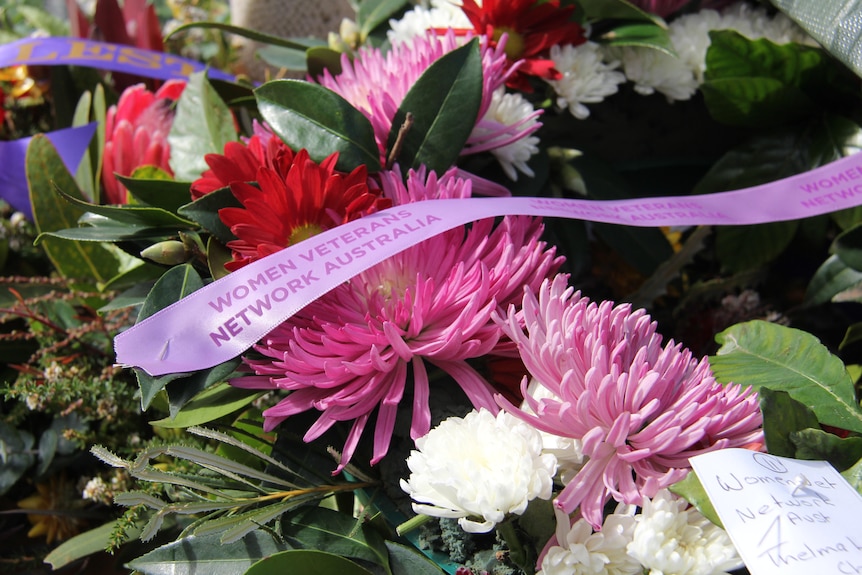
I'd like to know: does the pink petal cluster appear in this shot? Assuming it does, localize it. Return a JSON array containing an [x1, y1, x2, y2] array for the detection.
[[315, 30, 540, 166], [231, 168, 561, 470], [496, 275, 763, 529], [102, 80, 185, 204]]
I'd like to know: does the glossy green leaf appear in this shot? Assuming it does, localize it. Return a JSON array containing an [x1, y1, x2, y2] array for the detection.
[[386, 39, 482, 175], [790, 428, 862, 471], [38, 216, 179, 243], [578, 0, 660, 23], [306, 46, 344, 79], [715, 221, 798, 272], [45, 520, 143, 570], [245, 549, 375, 575], [386, 541, 446, 575], [26, 135, 122, 285], [128, 530, 291, 575], [208, 236, 233, 280], [669, 471, 723, 528], [805, 254, 862, 307], [152, 382, 259, 428], [771, 0, 862, 80], [134, 265, 205, 409], [120, 166, 195, 213], [169, 71, 237, 182], [257, 45, 309, 71], [358, 0, 409, 40], [165, 20, 318, 50], [711, 320, 862, 433], [0, 421, 34, 495], [831, 222, 862, 271], [840, 322, 862, 350], [52, 186, 195, 227], [178, 186, 242, 245], [256, 80, 381, 172], [600, 22, 675, 55], [841, 457, 862, 495], [758, 388, 820, 458], [282, 506, 389, 569], [163, 357, 243, 418]]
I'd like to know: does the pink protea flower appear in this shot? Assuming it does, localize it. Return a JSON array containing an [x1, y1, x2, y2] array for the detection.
[[102, 80, 185, 204], [231, 168, 562, 470], [496, 275, 763, 529], [315, 30, 541, 179]]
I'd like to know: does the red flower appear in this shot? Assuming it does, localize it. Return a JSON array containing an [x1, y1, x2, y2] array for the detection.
[[461, 0, 586, 91], [191, 133, 297, 199], [218, 150, 390, 271]]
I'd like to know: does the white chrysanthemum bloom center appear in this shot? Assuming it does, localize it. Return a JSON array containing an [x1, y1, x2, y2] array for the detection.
[[475, 87, 541, 180], [546, 42, 627, 120], [400, 408, 557, 533], [627, 489, 743, 575], [539, 506, 642, 575]]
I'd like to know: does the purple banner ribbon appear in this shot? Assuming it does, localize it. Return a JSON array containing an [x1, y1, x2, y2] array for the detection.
[[0, 37, 235, 82], [115, 151, 862, 375], [0, 123, 97, 217]]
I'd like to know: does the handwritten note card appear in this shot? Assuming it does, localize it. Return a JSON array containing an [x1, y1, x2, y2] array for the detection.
[[690, 449, 862, 575]]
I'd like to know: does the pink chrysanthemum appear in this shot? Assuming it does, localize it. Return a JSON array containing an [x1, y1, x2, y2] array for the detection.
[[496, 275, 763, 529], [231, 168, 561, 470], [315, 30, 541, 177]]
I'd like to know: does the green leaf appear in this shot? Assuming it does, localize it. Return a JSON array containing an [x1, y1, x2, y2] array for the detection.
[[244, 549, 375, 575], [0, 421, 34, 495], [164, 358, 243, 419], [790, 428, 862, 471], [805, 254, 862, 307], [841, 323, 862, 350], [701, 31, 822, 127], [386, 541, 445, 575], [45, 521, 143, 570], [600, 22, 675, 55], [578, 0, 661, 23], [306, 47, 344, 79], [165, 20, 318, 51], [257, 45, 310, 72], [711, 320, 862, 433], [282, 506, 390, 569], [178, 186, 242, 245], [715, 221, 798, 273], [169, 71, 237, 182], [758, 388, 821, 457], [120, 167, 195, 213], [256, 80, 381, 172], [55, 186, 195, 227], [26, 135, 122, 285], [127, 530, 291, 575], [386, 39, 482, 175], [134, 265, 205, 409], [771, 0, 862, 80], [152, 382, 260, 428], [669, 471, 723, 528], [831, 222, 862, 271], [358, 0, 409, 40], [842, 457, 862, 495]]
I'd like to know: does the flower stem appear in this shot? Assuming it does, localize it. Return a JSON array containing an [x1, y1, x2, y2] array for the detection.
[[497, 518, 535, 575]]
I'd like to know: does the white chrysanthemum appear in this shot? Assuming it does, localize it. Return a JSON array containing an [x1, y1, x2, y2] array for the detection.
[[539, 506, 641, 575], [627, 489, 743, 575], [617, 46, 698, 101], [400, 408, 557, 533], [546, 42, 627, 120], [387, 5, 471, 45], [667, 9, 725, 83], [471, 87, 541, 180]]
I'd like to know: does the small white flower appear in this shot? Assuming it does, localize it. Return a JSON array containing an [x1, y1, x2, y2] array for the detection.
[[627, 489, 743, 575], [616, 46, 699, 102], [82, 477, 107, 502], [472, 88, 541, 181], [400, 408, 557, 533], [539, 506, 641, 575], [387, 5, 471, 45], [546, 42, 627, 120]]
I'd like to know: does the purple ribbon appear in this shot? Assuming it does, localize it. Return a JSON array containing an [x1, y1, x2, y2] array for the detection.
[[115, 151, 862, 375], [0, 37, 235, 82], [0, 123, 97, 217]]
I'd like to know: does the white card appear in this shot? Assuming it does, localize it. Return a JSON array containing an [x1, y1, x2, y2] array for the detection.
[[689, 448, 862, 575]]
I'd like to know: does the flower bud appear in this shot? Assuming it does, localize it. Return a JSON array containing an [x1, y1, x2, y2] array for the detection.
[[140, 241, 190, 265]]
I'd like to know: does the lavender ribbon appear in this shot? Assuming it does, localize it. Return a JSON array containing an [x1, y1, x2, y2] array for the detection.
[[115, 151, 862, 375], [0, 37, 235, 82], [0, 123, 97, 217]]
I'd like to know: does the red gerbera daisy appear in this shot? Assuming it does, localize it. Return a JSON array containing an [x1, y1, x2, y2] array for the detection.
[[461, 0, 586, 91], [218, 149, 390, 271]]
